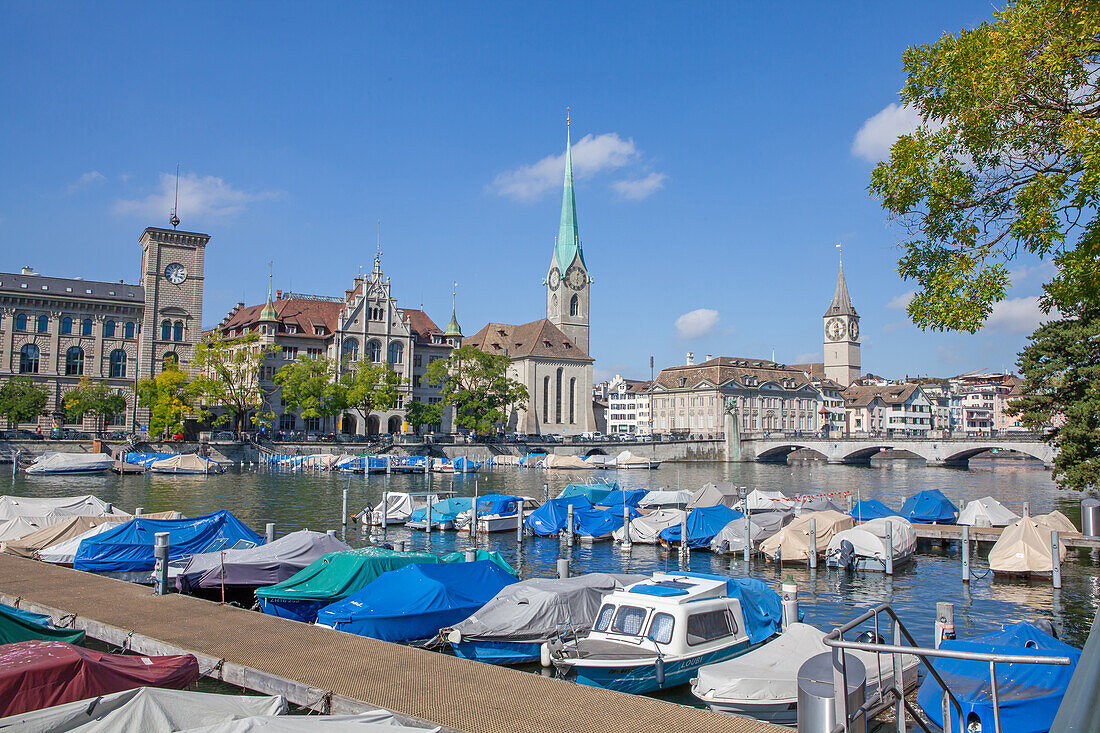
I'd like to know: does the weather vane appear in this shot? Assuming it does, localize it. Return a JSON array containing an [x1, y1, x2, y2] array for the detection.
[[170, 163, 181, 229], [836, 242, 843, 264], [566, 107, 570, 127]]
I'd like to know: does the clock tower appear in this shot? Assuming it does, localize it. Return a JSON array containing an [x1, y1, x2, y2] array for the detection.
[[545, 114, 590, 354], [138, 226, 208, 380], [823, 260, 860, 386]]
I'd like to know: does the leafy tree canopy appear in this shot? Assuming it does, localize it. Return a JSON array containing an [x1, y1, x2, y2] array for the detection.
[[62, 378, 127, 434], [869, 0, 1100, 331], [424, 345, 528, 435], [189, 333, 277, 435], [341, 360, 401, 425], [137, 366, 192, 438], [0, 377, 48, 426], [273, 356, 346, 420], [404, 399, 443, 435]]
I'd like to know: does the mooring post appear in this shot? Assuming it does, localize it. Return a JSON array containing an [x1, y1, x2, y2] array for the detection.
[[341, 489, 348, 531], [962, 525, 971, 583], [135, 507, 144, 516], [153, 532, 170, 596], [566, 504, 574, 547], [266, 523, 275, 544], [380, 490, 388, 529], [465, 548, 476, 563], [743, 515, 751, 562], [622, 504, 632, 551], [516, 503, 524, 543], [1051, 530, 1062, 589], [935, 602, 955, 648], [557, 557, 569, 579], [386, 455, 392, 475], [326, 529, 337, 538], [781, 575, 798, 628], [808, 517, 818, 569], [885, 521, 894, 576], [426, 498, 433, 536], [105, 502, 113, 515], [1022, 501, 1030, 518], [679, 512, 689, 561], [397, 540, 405, 552], [543, 483, 549, 503]]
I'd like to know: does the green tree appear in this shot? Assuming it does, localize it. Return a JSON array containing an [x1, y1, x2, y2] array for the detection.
[[868, 0, 1100, 331], [61, 378, 127, 435], [273, 356, 346, 429], [404, 399, 443, 435], [1007, 302, 1100, 490], [0, 377, 48, 427], [424, 345, 528, 435], [341, 361, 401, 432], [189, 333, 277, 437], [136, 366, 192, 438]]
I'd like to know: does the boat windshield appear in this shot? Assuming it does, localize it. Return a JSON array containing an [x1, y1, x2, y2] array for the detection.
[[594, 604, 614, 632], [611, 606, 648, 636], [648, 612, 675, 644]]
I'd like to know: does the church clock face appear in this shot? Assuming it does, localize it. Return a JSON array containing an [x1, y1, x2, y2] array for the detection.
[[547, 268, 561, 290], [825, 317, 844, 341], [848, 319, 859, 341], [164, 263, 187, 285], [565, 265, 586, 290]]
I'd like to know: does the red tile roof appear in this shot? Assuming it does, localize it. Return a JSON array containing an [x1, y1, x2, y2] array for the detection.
[[465, 319, 592, 361], [219, 298, 342, 337]]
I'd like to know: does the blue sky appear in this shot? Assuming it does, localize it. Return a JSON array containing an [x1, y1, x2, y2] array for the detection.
[[0, 1, 1053, 382]]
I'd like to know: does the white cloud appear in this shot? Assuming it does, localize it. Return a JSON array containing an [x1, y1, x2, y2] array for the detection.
[[886, 291, 915, 309], [675, 308, 720, 340], [66, 171, 106, 194], [491, 133, 638, 201], [852, 103, 939, 162], [612, 172, 666, 201], [113, 172, 282, 219], [984, 296, 1057, 334]]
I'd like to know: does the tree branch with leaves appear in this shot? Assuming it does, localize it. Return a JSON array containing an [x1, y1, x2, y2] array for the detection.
[[189, 333, 277, 437], [61, 378, 127, 435], [424, 345, 528, 435], [273, 356, 347, 429], [137, 366, 192, 438], [341, 360, 402, 432], [0, 378, 48, 427]]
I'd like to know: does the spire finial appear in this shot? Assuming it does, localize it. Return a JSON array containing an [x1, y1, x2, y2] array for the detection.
[[566, 107, 570, 128], [445, 281, 462, 336], [267, 261, 273, 300], [169, 163, 181, 229], [836, 241, 842, 265]]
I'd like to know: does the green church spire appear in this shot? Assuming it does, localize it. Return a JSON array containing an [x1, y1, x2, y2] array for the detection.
[[444, 282, 462, 336], [555, 110, 585, 273], [259, 265, 277, 322]]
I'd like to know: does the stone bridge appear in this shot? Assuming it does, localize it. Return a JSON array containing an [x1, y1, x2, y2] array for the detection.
[[739, 436, 1054, 467]]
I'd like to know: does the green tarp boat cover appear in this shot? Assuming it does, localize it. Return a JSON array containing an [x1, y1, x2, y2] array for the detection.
[[0, 602, 85, 645], [440, 549, 517, 576], [255, 547, 439, 602]]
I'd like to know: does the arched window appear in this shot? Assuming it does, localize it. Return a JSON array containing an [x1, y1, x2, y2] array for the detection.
[[109, 349, 126, 378], [555, 368, 563, 424], [81, 318, 92, 336], [19, 344, 39, 374], [173, 321, 184, 341], [124, 321, 135, 338], [103, 320, 116, 338], [342, 338, 359, 361], [162, 353, 179, 371], [365, 340, 382, 363], [61, 317, 72, 335], [161, 320, 171, 341], [65, 346, 84, 376], [388, 341, 403, 364], [543, 376, 550, 424], [15, 314, 27, 331], [569, 377, 576, 424], [36, 315, 48, 333], [570, 294, 579, 317]]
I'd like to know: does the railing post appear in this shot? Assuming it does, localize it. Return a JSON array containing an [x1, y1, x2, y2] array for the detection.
[[989, 660, 1002, 733], [893, 620, 905, 733], [1051, 530, 1062, 589], [962, 525, 970, 583], [809, 517, 818, 569]]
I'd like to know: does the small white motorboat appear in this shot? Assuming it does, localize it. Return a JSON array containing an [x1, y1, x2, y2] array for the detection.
[[958, 496, 1020, 527], [148, 454, 224, 474], [351, 492, 414, 525], [25, 453, 114, 475], [825, 516, 917, 571]]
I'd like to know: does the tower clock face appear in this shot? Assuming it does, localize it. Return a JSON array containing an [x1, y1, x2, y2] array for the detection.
[[164, 263, 187, 285], [565, 265, 586, 290], [547, 268, 561, 290], [825, 317, 844, 341], [848, 319, 859, 341]]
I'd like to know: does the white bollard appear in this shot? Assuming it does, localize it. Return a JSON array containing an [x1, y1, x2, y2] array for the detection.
[[516, 502, 525, 543], [465, 548, 477, 563], [962, 525, 970, 583], [426, 498, 433, 535], [808, 518, 818, 569], [327, 529, 337, 538], [1052, 530, 1062, 589], [342, 489, 348, 529], [381, 491, 388, 530], [566, 504, 574, 547], [622, 504, 632, 550], [557, 558, 569, 579], [781, 575, 798, 628], [266, 523, 275, 543], [153, 532, 170, 595], [135, 507, 144, 516]]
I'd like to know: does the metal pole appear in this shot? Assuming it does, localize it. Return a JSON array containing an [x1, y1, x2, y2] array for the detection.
[[266, 523, 275, 544], [543, 483, 549, 503], [962, 525, 970, 583], [1051, 530, 1062, 589], [989, 660, 1002, 733], [885, 521, 894, 576], [566, 504, 574, 547], [622, 504, 632, 550], [426, 496, 433, 536], [472, 478, 479, 546], [516, 500, 524, 543], [105, 502, 113, 515], [679, 512, 688, 560], [557, 558, 569, 578], [743, 515, 751, 562], [935, 602, 955, 648], [341, 489, 348, 531], [809, 517, 817, 569], [465, 548, 476, 563], [381, 491, 388, 530], [1022, 501, 1030, 517], [153, 532, 170, 596], [892, 620, 904, 733]]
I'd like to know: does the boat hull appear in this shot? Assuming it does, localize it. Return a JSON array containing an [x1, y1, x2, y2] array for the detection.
[[826, 550, 914, 572], [452, 639, 541, 664], [559, 640, 753, 694], [257, 597, 329, 623]]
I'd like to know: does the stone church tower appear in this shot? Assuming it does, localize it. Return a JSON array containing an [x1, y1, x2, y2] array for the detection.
[[823, 260, 860, 386], [545, 115, 590, 355], [137, 226, 207, 379]]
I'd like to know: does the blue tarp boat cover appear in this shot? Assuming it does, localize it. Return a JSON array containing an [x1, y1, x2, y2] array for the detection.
[[526, 496, 595, 535], [901, 489, 959, 524], [556, 483, 619, 505], [316, 560, 518, 642], [673, 572, 783, 645], [121, 452, 174, 467], [519, 453, 546, 466], [595, 489, 648, 509], [574, 506, 640, 538], [440, 549, 518, 575], [451, 457, 480, 472], [660, 505, 743, 547], [475, 495, 523, 516], [408, 497, 474, 524], [73, 511, 261, 573], [917, 621, 1080, 733], [850, 500, 901, 521]]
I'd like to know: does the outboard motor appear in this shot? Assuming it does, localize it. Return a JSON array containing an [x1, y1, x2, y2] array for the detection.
[[857, 630, 884, 644], [838, 539, 857, 571], [1034, 618, 1058, 639], [716, 540, 730, 556]]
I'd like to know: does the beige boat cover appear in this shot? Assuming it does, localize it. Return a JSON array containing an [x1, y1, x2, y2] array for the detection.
[[989, 517, 1067, 574], [541, 454, 589, 469], [760, 510, 854, 562], [1035, 510, 1079, 535], [149, 454, 223, 473], [0, 513, 180, 558]]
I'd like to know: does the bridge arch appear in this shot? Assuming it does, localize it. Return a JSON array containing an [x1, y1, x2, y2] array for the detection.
[[940, 445, 1049, 465], [756, 444, 828, 462], [839, 445, 893, 463]]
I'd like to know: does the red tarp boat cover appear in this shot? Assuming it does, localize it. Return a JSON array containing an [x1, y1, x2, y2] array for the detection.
[[0, 640, 199, 717]]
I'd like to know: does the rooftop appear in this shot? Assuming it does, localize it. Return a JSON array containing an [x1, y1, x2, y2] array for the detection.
[[465, 319, 592, 361], [0, 269, 144, 304]]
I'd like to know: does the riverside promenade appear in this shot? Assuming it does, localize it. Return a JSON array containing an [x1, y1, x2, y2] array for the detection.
[[0, 554, 785, 733]]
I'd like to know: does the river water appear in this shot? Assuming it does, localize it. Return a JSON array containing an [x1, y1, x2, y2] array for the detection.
[[10, 457, 1096, 650]]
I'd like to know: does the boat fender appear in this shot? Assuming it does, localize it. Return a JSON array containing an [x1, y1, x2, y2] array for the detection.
[[540, 642, 551, 668], [655, 657, 665, 687], [447, 629, 461, 645]]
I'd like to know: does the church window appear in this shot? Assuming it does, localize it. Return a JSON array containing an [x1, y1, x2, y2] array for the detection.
[[161, 320, 171, 341], [366, 340, 382, 363], [555, 368, 563, 423], [173, 321, 184, 341], [125, 321, 135, 338], [569, 295, 579, 317], [104, 320, 116, 338], [342, 338, 359, 361], [388, 342, 404, 364], [108, 349, 126, 378], [543, 376, 550, 423], [61, 317, 72, 335], [36, 315, 48, 333], [19, 344, 39, 373], [569, 378, 576, 424], [65, 346, 84, 376]]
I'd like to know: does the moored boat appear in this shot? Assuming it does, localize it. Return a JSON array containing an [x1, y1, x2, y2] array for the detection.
[[24, 453, 114, 475], [147, 454, 224, 474], [824, 516, 916, 571]]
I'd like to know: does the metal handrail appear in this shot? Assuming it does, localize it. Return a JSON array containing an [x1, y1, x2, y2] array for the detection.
[[822, 603, 1071, 733]]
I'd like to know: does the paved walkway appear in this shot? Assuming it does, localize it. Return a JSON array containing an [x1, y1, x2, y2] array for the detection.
[[0, 554, 786, 733]]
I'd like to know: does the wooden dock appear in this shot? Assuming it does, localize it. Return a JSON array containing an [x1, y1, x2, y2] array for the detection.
[[0, 554, 785, 733], [910, 523, 1100, 549]]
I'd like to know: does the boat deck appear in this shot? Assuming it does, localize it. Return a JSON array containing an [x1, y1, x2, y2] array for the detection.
[[0, 553, 785, 733]]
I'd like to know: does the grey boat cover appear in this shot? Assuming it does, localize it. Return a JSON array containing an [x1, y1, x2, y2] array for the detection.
[[0, 517, 54, 543], [740, 489, 793, 512], [792, 497, 845, 514], [709, 512, 792, 554], [637, 490, 692, 509], [370, 493, 414, 524], [688, 482, 740, 509], [24, 454, 114, 475], [0, 686, 286, 733], [612, 509, 685, 544], [181, 713, 439, 732], [825, 516, 917, 560], [0, 495, 121, 520], [450, 573, 647, 643], [958, 496, 1020, 527], [176, 530, 351, 591]]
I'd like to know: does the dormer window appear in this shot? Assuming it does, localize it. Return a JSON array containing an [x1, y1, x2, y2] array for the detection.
[[678, 377, 686, 387], [543, 339, 552, 347]]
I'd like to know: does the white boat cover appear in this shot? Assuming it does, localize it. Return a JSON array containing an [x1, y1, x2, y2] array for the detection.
[[0, 494, 121, 520], [370, 493, 415, 524], [759, 510, 855, 562], [740, 489, 794, 512], [0, 516, 56, 543], [175, 530, 352, 590], [583, 454, 615, 467], [958, 497, 1020, 527], [989, 517, 1067, 574], [613, 450, 657, 468], [24, 454, 114, 475], [693, 622, 918, 704], [541, 454, 589, 469], [0, 686, 287, 733], [451, 573, 647, 643], [148, 454, 223, 473], [182, 713, 440, 732], [826, 517, 916, 560], [709, 512, 792, 553], [37, 522, 125, 564], [688, 482, 740, 509], [1035, 510, 1079, 534], [612, 509, 686, 544], [637, 490, 692, 509], [791, 497, 845, 515]]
